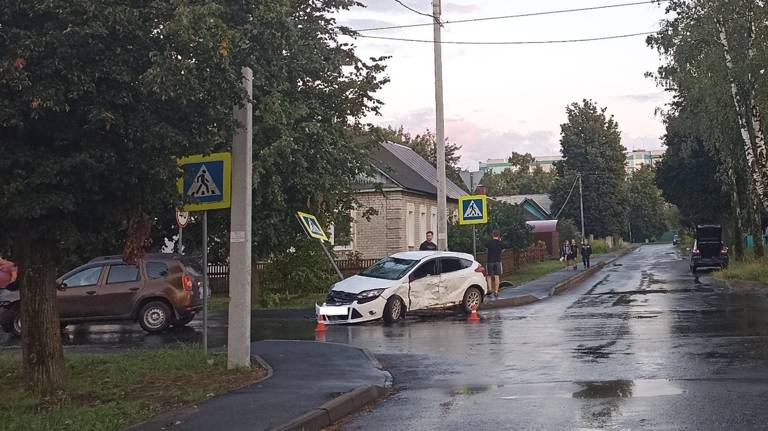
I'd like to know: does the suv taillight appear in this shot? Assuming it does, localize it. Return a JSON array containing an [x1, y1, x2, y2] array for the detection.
[[721, 246, 729, 256], [692, 249, 701, 257], [182, 274, 193, 291], [475, 265, 486, 276]]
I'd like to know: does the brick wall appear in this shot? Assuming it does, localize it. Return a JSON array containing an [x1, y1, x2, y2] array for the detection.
[[341, 190, 458, 259]]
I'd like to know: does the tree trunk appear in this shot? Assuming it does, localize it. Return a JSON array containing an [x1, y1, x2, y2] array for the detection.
[[17, 240, 66, 400], [717, 20, 768, 212], [751, 183, 765, 258]]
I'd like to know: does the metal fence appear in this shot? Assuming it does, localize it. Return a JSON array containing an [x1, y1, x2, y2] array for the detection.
[[206, 243, 549, 295]]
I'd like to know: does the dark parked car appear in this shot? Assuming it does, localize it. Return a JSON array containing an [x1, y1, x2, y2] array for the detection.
[[0, 254, 205, 336], [690, 225, 729, 273]]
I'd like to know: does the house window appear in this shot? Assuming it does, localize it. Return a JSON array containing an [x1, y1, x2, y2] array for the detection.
[[419, 205, 428, 241], [332, 211, 357, 252], [406, 203, 416, 248]]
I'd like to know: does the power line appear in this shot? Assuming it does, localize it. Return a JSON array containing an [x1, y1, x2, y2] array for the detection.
[[392, 0, 436, 20], [355, 31, 655, 45], [555, 175, 581, 220], [353, 0, 669, 32]]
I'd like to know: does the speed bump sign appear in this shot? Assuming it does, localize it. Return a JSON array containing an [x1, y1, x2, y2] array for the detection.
[[458, 195, 488, 225]]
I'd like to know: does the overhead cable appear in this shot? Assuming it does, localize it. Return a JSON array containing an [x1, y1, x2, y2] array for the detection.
[[392, 0, 437, 20], [354, 31, 655, 45], [353, 0, 669, 32]]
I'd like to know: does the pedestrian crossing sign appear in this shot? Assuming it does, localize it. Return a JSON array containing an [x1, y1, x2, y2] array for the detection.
[[177, 152, 231, 211], [297, 211, 329, 242], [458, 194, 488, 225]]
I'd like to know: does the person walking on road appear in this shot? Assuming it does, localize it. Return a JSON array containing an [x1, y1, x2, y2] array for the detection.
[[581, 240, 592, 269], [0, 255, 18, 291], [561, 241, 571, 269], [570, 239, 578, 270], [485, 230, 503, 299], [419, 231, 438, 251]]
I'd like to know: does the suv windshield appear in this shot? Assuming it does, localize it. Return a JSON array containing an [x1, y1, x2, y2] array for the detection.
[[360, 257, 418, 280]]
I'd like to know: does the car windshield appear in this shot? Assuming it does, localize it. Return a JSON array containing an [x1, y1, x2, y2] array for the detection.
[[359, 257, 418, 280]]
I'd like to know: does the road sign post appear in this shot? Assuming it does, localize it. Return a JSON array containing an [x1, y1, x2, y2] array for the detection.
[[459, 195, 488, 257], [177, 152, 232, 359], [296, 212, 343, 280]]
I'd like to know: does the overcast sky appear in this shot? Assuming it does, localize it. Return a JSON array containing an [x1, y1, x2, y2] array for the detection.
[[335, 0, 671, 170]]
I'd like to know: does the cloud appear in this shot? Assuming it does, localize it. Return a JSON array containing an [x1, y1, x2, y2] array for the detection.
[[444, 2, 482, 14], [377, 108, 559, 170], [339, 18, 397, 30], [617, 92, 667, 103]]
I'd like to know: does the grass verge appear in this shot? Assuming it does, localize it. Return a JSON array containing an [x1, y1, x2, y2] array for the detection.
[[717, 256, 768, 284], [503, 259, 564, 286], [0, 346, 267, 431], [208, 292, 327, 312]]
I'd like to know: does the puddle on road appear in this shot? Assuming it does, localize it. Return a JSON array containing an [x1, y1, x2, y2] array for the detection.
[[573, 379, 683, 399]]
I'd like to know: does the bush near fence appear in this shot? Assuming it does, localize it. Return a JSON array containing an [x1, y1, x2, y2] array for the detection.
[[207, 243, 548, 301]]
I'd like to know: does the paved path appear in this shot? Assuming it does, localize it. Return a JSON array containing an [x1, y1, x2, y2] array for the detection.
[[129, 340, 390, 431]]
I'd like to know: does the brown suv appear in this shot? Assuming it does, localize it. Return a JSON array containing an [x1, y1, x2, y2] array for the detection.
[[0, 254, 205, 336]]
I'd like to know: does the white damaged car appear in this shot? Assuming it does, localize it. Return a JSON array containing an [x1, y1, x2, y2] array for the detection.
[[316, 251, 488, 324]]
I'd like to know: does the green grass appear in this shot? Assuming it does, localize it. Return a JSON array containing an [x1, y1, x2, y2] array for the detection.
[[503, 259, 565, 286], [718, 256, 768, 284], [208, 291, 327, 312], [0, 346, 266, 431]]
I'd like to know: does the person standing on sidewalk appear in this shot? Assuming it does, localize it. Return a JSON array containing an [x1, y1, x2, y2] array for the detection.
[[581, 240, 592, 269], [485, 230, 503, 298], [561, 241, 571, 269], [570, 239, 578, 270], [419, 231, 438, 251]]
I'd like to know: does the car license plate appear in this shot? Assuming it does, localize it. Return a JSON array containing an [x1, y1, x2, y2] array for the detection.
[[317, 305, 349, 316]]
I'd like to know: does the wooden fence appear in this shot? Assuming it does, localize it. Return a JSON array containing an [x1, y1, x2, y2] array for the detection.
[[206, 243, 549, 296]]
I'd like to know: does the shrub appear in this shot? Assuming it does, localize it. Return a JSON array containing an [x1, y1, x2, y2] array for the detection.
[[591, 239, 609, 255]]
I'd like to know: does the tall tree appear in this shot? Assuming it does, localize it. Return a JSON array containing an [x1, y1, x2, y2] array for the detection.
[[549, 100, 628, 238], [0, 0, 387, 397], [481, 152, 555, 196], [626, 165, 667, 242]]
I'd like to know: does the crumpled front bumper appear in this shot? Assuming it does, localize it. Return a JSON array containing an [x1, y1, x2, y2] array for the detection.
[[316, 296, 387, 325]]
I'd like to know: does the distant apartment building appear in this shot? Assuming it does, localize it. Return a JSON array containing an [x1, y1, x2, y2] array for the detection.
[[477, 149, 664, 176]]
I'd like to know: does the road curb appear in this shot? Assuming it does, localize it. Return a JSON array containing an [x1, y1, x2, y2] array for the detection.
[[478, 246, 639, 312], [551, 246, 638, 296], [272, 385, 389, 431]]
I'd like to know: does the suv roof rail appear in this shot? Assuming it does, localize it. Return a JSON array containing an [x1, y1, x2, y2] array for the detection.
[[87, 255, 124, 263]]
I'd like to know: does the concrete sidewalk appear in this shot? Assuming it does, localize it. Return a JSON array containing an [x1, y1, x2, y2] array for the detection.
[[128, 340, 391, 431], [480, 247, 636, 309]]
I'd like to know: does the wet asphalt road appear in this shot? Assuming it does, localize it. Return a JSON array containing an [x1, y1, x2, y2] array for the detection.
[[332, 244, 768, 430], [3, 244, 768, 429]]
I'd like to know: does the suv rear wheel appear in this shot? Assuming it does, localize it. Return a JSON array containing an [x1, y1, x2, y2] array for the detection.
[[138, 301, 172, 333], [172, 313, 195, 328]]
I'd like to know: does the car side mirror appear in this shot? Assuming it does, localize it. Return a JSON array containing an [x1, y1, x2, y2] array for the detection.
[[57, 282, 67, 291]]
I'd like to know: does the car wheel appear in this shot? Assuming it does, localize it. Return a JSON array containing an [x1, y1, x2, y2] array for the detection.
[[461, 286, 483, 314], [11, 312, 21, 337], [383, 296, 405, 324], [138, 301, 172, 333], [173, 313, 195, 328]]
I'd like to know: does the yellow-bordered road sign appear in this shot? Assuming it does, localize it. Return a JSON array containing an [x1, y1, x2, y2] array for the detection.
[[458, 194, 488, 225], [297, 211, 329, 242], [177, 152, 231, 211]]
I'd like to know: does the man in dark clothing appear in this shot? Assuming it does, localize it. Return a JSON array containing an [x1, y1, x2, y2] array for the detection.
[[581, 240, 592, 269], [485, 230, 503, 298], [419, 231, 438, 251]]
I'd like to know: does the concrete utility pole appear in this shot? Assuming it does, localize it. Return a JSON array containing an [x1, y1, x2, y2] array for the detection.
[[433, 0, 448, 251], [578, 173, 586, 241], [228, 67, 253, 369]]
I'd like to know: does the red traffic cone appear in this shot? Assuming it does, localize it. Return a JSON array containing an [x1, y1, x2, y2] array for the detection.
[[468, 305, 481, 323], [315, 315, 327, 333]]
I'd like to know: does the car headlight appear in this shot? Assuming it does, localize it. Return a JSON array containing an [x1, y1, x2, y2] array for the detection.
[[356, 288, 385, 304]]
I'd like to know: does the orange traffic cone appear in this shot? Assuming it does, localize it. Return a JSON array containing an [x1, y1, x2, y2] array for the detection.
[[468, 305, 481, 323], [315, 315, 327, 333]]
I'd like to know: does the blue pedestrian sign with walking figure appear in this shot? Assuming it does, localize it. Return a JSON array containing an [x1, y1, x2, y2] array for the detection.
[[177, 152, 232, 211], [458, 194, 488, 225]]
